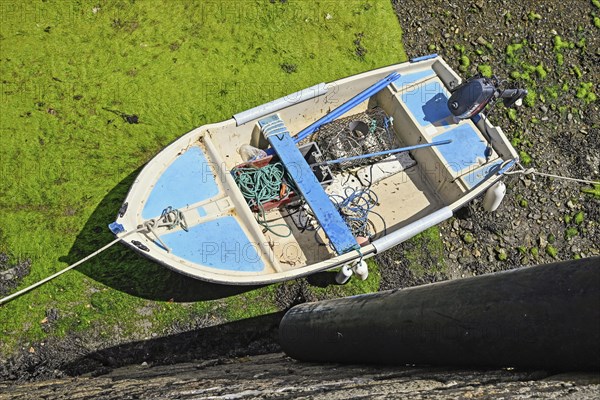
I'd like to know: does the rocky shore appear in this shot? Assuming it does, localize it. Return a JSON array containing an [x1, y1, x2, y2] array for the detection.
[[380, 0, 599, 287]]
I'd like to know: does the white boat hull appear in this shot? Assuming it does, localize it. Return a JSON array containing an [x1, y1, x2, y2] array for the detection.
[[112, 56, 518, 285]]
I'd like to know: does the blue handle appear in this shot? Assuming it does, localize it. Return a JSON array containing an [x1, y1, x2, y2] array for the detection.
[[294, 72, 400, 143], [264, 72, 401, 156]]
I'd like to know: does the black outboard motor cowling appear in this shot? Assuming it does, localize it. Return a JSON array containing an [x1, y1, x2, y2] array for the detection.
[[448, 78, 497, 119], [448, 76, 528, 120]]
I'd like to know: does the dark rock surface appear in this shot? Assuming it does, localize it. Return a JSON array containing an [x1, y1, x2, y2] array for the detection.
[[1, 353, 599, 399]]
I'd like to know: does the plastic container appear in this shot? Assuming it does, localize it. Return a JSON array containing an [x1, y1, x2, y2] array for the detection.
[[238, 144, 267, 162]]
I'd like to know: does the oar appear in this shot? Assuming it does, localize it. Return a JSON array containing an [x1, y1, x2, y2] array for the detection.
[[310, 140, 452, 167], [265, 72, 401, 155], [293, 71, 400, 143]]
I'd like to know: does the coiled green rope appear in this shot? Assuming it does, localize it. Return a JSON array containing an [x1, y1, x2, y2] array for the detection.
[[232, 162, 295, 237], [233, 163, 288, 207]]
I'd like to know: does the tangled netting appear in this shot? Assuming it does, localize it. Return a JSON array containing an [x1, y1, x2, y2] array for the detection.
[[310, 107, 398, 170]]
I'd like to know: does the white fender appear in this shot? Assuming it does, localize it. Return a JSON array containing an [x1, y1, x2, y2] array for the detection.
[[335, 264, 354, 285], [352, 260, 369, 281], [483, 181, 506, 212]]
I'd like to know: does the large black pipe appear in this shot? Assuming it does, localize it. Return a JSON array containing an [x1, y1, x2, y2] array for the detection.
[[279, 257, 600, 370]]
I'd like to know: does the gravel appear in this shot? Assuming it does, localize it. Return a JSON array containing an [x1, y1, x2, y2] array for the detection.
[[379, 0, 599, 287]]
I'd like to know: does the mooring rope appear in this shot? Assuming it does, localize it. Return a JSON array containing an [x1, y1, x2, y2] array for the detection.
[[0, 232, 134, 306], [504, 162, 600, 185], [0, 207, 189, 306]]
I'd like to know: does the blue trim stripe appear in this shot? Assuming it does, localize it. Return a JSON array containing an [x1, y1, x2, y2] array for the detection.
[[142, 147, 219, 219], [158, 216, 265, 272], [410, 54, 438, 63]]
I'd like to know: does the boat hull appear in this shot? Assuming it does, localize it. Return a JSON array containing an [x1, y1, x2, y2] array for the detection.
[[112, 56, 517, 285]]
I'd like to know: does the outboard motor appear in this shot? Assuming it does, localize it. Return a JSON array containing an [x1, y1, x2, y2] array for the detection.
[[448, 76, 528, 120]]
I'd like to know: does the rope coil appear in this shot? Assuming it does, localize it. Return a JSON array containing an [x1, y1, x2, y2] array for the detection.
[[232, 162, 296, 237], [329, 187, 380, 239]]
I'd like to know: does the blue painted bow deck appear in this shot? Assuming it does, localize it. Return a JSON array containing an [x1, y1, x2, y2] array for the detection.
[[141, 145, 265, 272]]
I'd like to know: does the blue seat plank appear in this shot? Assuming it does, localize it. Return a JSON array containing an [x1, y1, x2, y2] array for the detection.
[[259, 115, 358, 255], [434, 124, 489, 174]]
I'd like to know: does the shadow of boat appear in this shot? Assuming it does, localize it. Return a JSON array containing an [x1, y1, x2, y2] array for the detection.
[[60, 168, 263, 302], [62, 312, 284, 376]]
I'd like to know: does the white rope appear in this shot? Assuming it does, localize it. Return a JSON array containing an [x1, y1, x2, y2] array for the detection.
[[0, 230, 138, 306], [504, 163, 600, 185], [0, 206, 190, 306]]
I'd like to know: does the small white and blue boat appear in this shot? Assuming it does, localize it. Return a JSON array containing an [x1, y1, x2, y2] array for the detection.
[[110, 55, 522, 285]]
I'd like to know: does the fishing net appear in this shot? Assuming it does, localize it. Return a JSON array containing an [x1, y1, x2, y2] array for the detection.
[[310, 107, 399, 170]]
